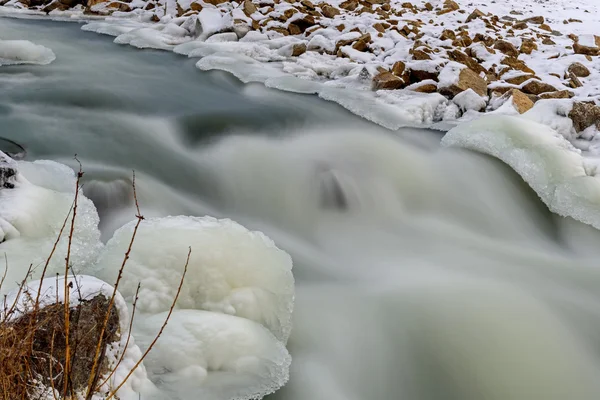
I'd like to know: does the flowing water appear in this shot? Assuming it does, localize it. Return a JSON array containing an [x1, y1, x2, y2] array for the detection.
[[3, 16, 600, 400]]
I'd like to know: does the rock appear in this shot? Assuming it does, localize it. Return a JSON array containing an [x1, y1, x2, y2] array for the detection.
[[504, 73, 537, 85], [520, 38, 538, 54], [521, 79, 557, 95], [424, 2, 432, 11], [501, 56, 535, 74], [524, 16, 544, 24], [465, 9, 485, 23], [292, 43, 307, 56], [539, 23, 552, 32], [539, 90, 574, 99], [440, 29, 456, 41], [107, 1, 130, 11], [574, 43, 599, 56], [542, 38, 556, 45], [339, 0, 357, 10], [448, 49, 486, 74], [352, 33, 371, 51], [494, 40, 519, 57], [300, 0, 314, 9], [568, 72, 583, 88], [292, 15, 316, 33], [409, 67, 439, 83], [321, 4, 340, 18], [391, 60, 406, 76], [444, 0, 459, 11], [243, 0, 257, 15], [373, 23, 387, 33], [411, 83, 437, 93], [412, 49, 432, 60], [0, 153, 17, 190], [372, 71, 405, 90], [504, 89, 534, 113], [569, 102, 600, 132], [439, 67, 488, 98], [190, 1, 202, 11], [567, 62, 591, 77], [513, 21, 527, 30]]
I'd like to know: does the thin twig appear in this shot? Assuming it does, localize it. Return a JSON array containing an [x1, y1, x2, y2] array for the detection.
[[63, 155, 83, 396], [105, 247, 190, 400], [85, 172, 144, 400], [95, 283, 141, 392]]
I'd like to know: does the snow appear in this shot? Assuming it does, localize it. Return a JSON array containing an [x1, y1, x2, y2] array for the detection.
[[92, 215, 295, 343], [0, 152, 102, 296], [453, 89, 487, 112], [135, 310, 291, 400], [441, 114, 600, 230], [0, 39, 55, 66]]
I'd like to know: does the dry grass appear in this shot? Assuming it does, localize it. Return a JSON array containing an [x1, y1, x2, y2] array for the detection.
[[0, 162, 189, 400]]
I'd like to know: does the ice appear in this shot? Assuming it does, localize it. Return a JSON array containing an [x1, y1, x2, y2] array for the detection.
[[438, 61, 465, 90], [196, 8, 233, 40], [93, 216, 294, 343], [441, 114, 600, 230], [0, 39, 55, 66], [135, 310, 291, 400], [3, 275, 149, 400], [0, 152, 102, 295], [196, 53, 287, 84]]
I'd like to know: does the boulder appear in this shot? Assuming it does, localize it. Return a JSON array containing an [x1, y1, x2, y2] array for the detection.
[[339, 0, 357, 10], [411, 83, 437, 93], [465, 9, 485, 23], [524, 16, 544, 24], [521, 80, 557, 95], [569, 102, 600, 132], [520, 38, 538, 54], [243, 0, 257, 15], [567, 62, 591, 77], [373, 71, 405, 90], [391, 60, 406, 76], [439, 67, 488, 97], [352, 33, 371, 51], [502, 89, 534, 114], [494, 40, 519, 57], [504, 74, 537, 85], [539, 90, 574, 99], [574, 43, 599, 56], [292, 43, 307, 56], [321, 4, 340, 18]]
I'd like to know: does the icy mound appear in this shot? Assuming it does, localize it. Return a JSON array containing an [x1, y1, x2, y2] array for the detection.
[[3, 275, 150, 400], [0, 39, 55, 66], [0, 152, 102, 294], [135, 310, 291, 400], [93, 216, 294, 343], [441, 115, 600, 229]]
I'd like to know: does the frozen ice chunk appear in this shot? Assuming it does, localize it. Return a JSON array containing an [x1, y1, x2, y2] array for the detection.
[[441, 115, 600, 230], [93, 216, 294, 342], [0, 39, 55, 66], [0, 152, 102, 295], [135, 310, 291, 400]]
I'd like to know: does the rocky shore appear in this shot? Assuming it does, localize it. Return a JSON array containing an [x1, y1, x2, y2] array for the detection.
[[2, 0, 600, 137]]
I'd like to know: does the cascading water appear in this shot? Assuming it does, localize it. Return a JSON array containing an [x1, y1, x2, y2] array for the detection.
[[3, 16, 600, 400]]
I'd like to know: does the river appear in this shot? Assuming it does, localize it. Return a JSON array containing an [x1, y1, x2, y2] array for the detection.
[[3, 16, 600, 400]]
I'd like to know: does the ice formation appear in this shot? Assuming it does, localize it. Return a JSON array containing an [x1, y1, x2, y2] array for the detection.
[[135, 310, 291, 400], [0, 39, 55, 66], [93, 215, 294, 343], [441, 114, 600, 230], [0, 152, 102, 295]]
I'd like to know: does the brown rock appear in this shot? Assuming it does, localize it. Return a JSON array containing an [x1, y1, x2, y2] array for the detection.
[[574, 43, 599, 56], [107, 1, 130, 11], [424, 2, 432, 11], [504, 74, 537, 85], [539, 90, 574, 99], [270, 26, 290, 35], [444, 0, 459, 11], [321, 4, 340, 17], [412, 49, 432, 60], [300, 0, 314, 9], [521, 79, 557, 95], [411, 83, 437, 93], [503, 89, 534, 113], [408, 68, 439, 83], [391, 61, 406, 76], [292, 43, 307, 56], [520, 39, 538, 54], [339, 0, 357, 10], [524, 16, 544, 24], [501, 56, 535, 74], [494, 40, 519, 57], [190, 1, 202, 11], [373, 23, 386, 33], [352, 33, 371, 51], [448, 49, 486, 74], [465, 9, 485, 23], [542, 38, 556, 45], [372, 71, 405, 90], [243, 0, 257, 15], [440, 67, 488, 97], [513, 21, 527, 30], [569, 102, 600, 132], [538, 23, 552, 32], [568, 62, 591, 77], [440, 29, 456, 41]]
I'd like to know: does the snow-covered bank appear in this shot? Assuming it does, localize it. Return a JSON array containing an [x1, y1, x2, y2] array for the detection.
[[4, 0, 600, 133]]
